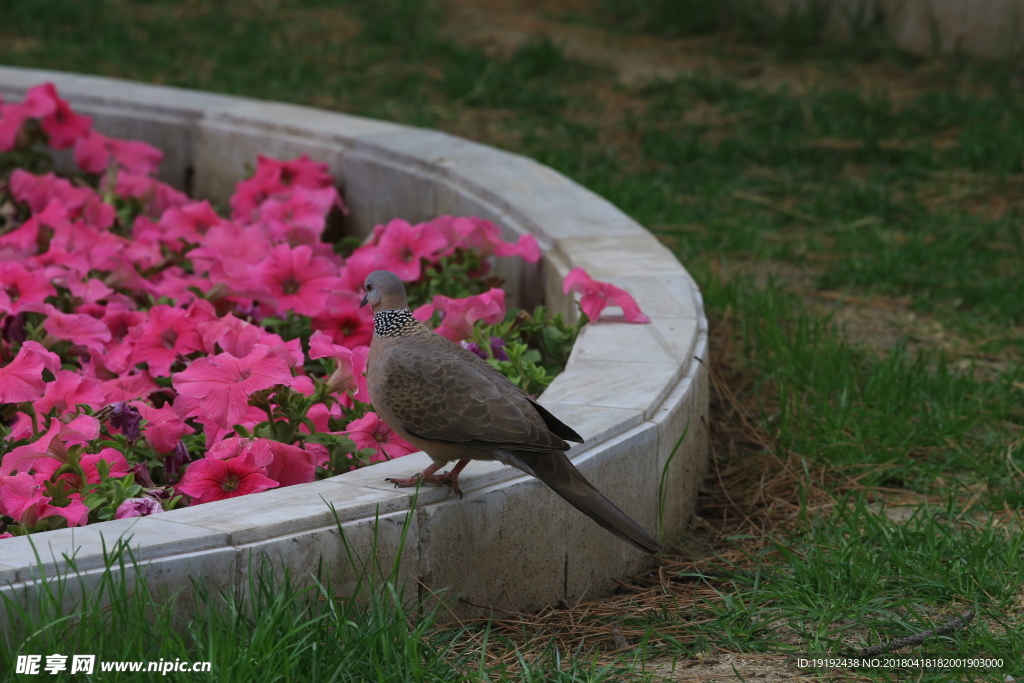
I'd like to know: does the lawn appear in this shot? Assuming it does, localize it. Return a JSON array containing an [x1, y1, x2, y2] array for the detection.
[[1, 0, 1022, 680]]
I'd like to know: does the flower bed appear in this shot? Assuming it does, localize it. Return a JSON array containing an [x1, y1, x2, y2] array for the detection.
[[0, 66, 706, 620], [0, 83, 652, 541]]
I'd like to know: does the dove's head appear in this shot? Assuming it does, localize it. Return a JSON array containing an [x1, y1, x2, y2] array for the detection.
[[360, 270, 409, 313]]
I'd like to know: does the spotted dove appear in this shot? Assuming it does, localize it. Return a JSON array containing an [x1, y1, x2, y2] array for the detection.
[[360, 269, 660, 554]]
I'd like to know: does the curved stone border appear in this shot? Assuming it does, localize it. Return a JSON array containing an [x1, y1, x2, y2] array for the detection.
[[0, 66, 709, 618]]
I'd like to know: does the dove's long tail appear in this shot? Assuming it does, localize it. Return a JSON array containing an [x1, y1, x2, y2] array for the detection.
[[498, 450, 662, 555]]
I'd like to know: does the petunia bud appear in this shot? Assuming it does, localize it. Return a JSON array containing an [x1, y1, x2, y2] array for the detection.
[[164, 440, 191, 479], [115, 496, 162, 519], [489, 336, 509, 362], [127, 461, 156, 488], [108, 401, 142, 442]]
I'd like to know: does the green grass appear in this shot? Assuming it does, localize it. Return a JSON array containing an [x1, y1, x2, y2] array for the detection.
[[633, 496, 1024, 678], [706, 279, 1024, 495], [2, 0, 1023, 680], [0, 531, 639, 682], [1, 529, 488, 682]]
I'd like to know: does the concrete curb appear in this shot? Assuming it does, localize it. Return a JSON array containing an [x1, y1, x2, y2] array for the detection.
[[0, 66, 709, 618]]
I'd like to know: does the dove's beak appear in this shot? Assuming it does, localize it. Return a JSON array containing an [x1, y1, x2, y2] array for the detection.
[[359, 293, 369, 308]]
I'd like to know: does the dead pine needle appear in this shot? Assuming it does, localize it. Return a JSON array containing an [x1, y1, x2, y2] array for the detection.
[[856, 611, 976, 657]]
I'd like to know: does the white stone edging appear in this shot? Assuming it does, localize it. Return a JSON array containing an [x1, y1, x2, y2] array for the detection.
[[0, 66, 709, 618]]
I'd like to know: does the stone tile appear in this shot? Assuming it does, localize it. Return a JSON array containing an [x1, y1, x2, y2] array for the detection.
[[650, 340, 711, 544], [542, 250, 576, 322], [0, 563, 16, 586], [332, 454, 512, 505], [569, 320, 679, 366], [208, 100, 401, 145], [5, 517, 227, 583], [450, 154, 579, 206], [648, 317, 700, 364], [233, 509, 419, 606], [510, 195, 650, 243], [141, 547, 239, 607], [490, 249, 531, 312], [352, 128, 506, 178], [416, 472, 570, 619], [541, 359, 681, 418], [338, 154, 439, 237], [595, 275, 703, 320], [533, 403, 645, 455], [562, 422, 661, 604], [157, 480, 410, 546], [557, 236, 686, 280], [0, 546, 236, 638]]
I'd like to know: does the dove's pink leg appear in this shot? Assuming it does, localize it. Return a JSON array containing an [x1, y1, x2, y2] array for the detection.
[[386, 459, 471, 498]]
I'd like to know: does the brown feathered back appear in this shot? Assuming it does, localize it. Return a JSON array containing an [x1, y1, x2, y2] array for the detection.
[[367, 312, 578, 453]]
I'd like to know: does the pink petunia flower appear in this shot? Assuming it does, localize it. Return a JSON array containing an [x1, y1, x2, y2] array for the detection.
[[494, 233, 541, 262], [187, 221, 272, 279], [304, 401, 342, 433], [0, 418, 88, 476], [73, 129, 163, 175], [197, 313, 304, 367], [253, 244, 341, 317], [562, 267, 650, 324], [0, 83, 90, 152], [172, 344, 294, 430], [376, 219, 448, 272], [82, 448, 131, 483], [100, 372, 161, 403], [308, 331, 370, 403], [310, 292, 374, 349], [0, 472, 89, 528], [431, 215, 541, 263], [66, 274, 115, 305], [34, 447, 131, 489], [177, 456, 278, 504], [0, 473, 42, 521], [19, 83, 61, 118], [115, 496, 163, 519], [255, 185, 340, 246], [35, 84, 92, 149], [345, 218, 448, 283], [9, 169, 99, 218], [34, 370, 106, 416], [22, 496, 90, 528], [342, 412, 417, 462], [111, 171, 189, 218], [127, 301, 214, 377], [99, 302, 146, 342], [207, 436, 316, 488], [0, 341, 61, 404], [259, 440, 317, 487], [413, 288, 507, 342], [0, 199, 72, 256], [0, 262, 57, 316], [230, 154, 340, 222], [158, 201, 229, 246], [130, 401, 195, 454], [41, 304, 113, 353], [0, 102, 30, 152]]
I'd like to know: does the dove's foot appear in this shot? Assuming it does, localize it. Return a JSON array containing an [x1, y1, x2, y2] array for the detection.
[[386, 459, 470, 499]]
